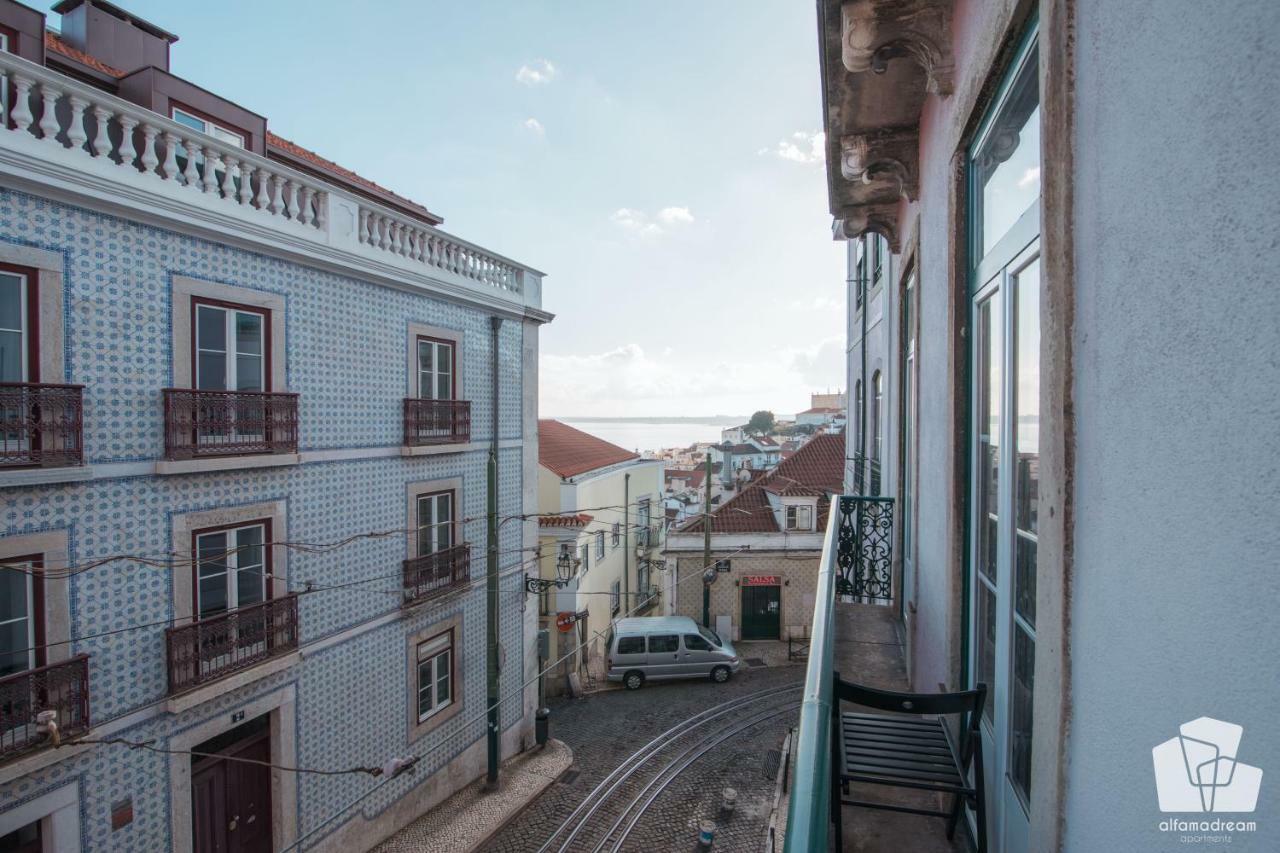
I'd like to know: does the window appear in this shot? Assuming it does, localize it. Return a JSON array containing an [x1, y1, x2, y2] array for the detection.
[[194, 522, 268, 619], [683, 633, 712, 651], [638, 499, 651, 527], [610, 579, 621, 615], [854, 251, 866, 310], [616, 636, 644, 655], [595, 530, 605, 559], [580, 543, 589, 573], [0, 555, 40, 676], [871, 234, 886, 285], [172, 107, 245, 148], [698, 625, 722, 647], [416, 630, 453, 722], [194, 300, 267, 392], [870, 370, 883, 496], [647, 634, 678, 654], [785, 504, 814, 531], [611, 521, 621, 547], [416, 337, 455, 401], [0, 264, 37, 383], [853, 379, 863, 460], [416, 491, 455, 556]]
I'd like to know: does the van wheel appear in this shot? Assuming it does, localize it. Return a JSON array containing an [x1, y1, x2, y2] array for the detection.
[[624, 671, 645, 691], [711, 665, 731, 684]]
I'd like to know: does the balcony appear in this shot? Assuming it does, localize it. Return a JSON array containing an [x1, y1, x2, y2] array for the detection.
[[0, 655, 90, 761], [0, 49, 544, 318], [0, 382, 85, 468], [636, 523, 662, 551], [403, 398, 471, 447], [402, 544, 470, 607], [162, 388, 299, 460], [782, 496, 967, 852], [164, 595, 300, 696]]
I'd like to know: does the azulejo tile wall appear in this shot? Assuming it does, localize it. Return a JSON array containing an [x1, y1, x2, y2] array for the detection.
[[0, 192, 536, 850]]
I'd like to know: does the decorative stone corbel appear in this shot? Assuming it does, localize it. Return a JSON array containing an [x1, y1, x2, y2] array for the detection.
[[840, 0, 954, 96], [831, 203, 900, 252], [839, 130, 919, 201]]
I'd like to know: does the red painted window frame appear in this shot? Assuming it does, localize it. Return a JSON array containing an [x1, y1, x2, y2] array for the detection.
[[1, 552, 45, 669], [190, 518, 274, 621], [415, 335, 457, 401], [190, 296, 272, 393], [0, 262, 40, 383]]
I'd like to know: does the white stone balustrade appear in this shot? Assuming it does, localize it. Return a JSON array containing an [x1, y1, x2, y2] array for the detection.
[[0, 50, 543, 313]]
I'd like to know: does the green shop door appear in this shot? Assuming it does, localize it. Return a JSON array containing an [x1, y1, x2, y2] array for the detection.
[[740, 581, 781, 640]]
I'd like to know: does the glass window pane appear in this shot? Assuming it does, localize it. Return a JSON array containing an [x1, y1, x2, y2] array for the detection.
[[197, 533, 228, 576], [418, 340, 433, 372], [237, 526, 264, 569], [0, 330, 22, 383], [418, 662, 433, 716], [0, 619, 31, 676], [648, 634, 679, 654], [236, 355, 264, 391], [436, 495, 451, 522], [976, 295, 1002, 582], [435, 650, 451, 704], [976, 582, 997, 721], [196, 306, 226, 351], [684, 634, 710, 651], [437, 374, 451, 400], [211, 126, 244, 148], [198, 574, 228, 616], [0, 274, 23, 332], [236, 565, 264, 607], [1011, 626, 1035, 803], [973, 45, 1041, 257], [235, 313, 263, 355], [0, 566, 28, 623], [197, 352, 227, 390], [172, 109, 206, 132], [1014, 259, 1041, 627]]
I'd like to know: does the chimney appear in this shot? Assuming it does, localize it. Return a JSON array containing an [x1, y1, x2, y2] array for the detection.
[[54, 0, 178, 73]]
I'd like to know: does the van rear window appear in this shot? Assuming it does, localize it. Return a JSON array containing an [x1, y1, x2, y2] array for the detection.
[[617, 636, 645, 655]]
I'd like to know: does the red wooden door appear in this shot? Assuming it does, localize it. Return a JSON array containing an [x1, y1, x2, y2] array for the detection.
[[191, 732, 271, 853], [192, 760, 227, 853]]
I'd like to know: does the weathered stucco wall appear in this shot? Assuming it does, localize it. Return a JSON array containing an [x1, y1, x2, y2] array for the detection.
[[1063, 1, 1280, 849]]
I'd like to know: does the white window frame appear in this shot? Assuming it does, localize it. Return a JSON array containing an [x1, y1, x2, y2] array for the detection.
[[194, 303, 266, 393], [595, 530, 605, 559], [610, 579, 621, 616], [611, 521, 621, 548], [0, 269, 29, 384], [416, 630, 453, 723], [171, 108, 245, 148], [194, 522, 268, 619], [416, 338, 455, 401], [580, 543, 589, 574], [0, 561, 35, 675], [416, 491, 455, 557], [785, 504, 814, 532]]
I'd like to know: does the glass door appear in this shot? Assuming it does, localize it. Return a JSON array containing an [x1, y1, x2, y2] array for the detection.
[[967, 24, 1040, 853]]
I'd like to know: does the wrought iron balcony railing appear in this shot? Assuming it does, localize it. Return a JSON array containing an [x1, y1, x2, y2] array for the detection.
[[403, 398, 471, 446], [0, 382, 85, 468], [0, 655, 91, 760], [835, 495, 895, 601], [637, 523, 662, 550], [162, 388, 299, 459], [164, 595, 300, 695], [402, 543, 470, 607]]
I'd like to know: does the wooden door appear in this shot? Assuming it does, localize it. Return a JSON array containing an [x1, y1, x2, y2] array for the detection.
[[740, 585, 780, 640], [191, 730, 271, 853]]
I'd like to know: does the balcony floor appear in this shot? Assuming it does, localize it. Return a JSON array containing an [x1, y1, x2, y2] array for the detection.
[[833, 602, 965, 853]]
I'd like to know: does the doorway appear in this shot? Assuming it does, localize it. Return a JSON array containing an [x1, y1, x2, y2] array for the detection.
[[740, 583, 781, 640], [191, 716, 272, 853]]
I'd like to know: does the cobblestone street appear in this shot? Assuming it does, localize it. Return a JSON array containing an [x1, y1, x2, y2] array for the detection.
[[482, 661, 806, 852]]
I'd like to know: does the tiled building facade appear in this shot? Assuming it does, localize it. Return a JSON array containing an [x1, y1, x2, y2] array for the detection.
[[0, 3, 548, 851]]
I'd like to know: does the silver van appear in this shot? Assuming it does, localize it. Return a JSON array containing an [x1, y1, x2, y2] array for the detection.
[[605, 616, 741, 690]]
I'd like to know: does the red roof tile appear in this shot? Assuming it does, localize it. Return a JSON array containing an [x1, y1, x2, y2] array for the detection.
[[539, 420, 640, 479], [45, 32, 125, 78], [676, 433, 845, 534], [538, 513, 593, 528]]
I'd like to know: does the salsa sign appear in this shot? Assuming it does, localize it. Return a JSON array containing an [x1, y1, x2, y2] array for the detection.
[[742, 575, 781, 586]]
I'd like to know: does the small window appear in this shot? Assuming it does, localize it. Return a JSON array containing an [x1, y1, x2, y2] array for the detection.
[[683, 633, 712, 652], [580, 543, 590, 573], [193, 300, 267, 393], [785, 504, 814, 531], [610, 579, 621, 615], [416, 491, 455, 557], [0, 264, 37, 384], [616, 636, 645, 655], [638, 499, 652, 527], [611, 521, 621, 547], [416, 337, 455, 401], [595, 530, 605, 559], [194, 522, 268, 619], [416, 630, 453, 722], [172, 108, 245, 148], [648, 634, 679, 654], [0, 556, 39, 676]]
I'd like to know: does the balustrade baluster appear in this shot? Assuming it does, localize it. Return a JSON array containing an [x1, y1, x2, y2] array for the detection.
[[9, 76, 34, 134], [237, 163, 254, 206], [91, 106, 112, 157], [66, 95, 88, 151], [160, 132, 180, 180], [140, 124, 160, 175], [221, 155, 238, 198], [358, 209, 370, 244], [38, 84, 60, 143], [203, 150, 223, 194], [314, 192, 327, 230], [376, 216, 389, 250], [269, 175, 285, 215], [299, 186, 314, 225], [286, 179, 301, 219], [117, 115, 138, 168], [254, 168, 272, 209], [183, 141, 202, 188]]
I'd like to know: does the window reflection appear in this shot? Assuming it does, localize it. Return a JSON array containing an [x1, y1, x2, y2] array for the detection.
[[973, 45, 1040, 258]]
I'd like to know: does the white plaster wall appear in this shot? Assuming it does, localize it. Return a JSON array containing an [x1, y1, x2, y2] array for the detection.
[[1062, 1, 1280, 848]]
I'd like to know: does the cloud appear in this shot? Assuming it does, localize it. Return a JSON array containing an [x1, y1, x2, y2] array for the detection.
[[610, 206, 694, 237], [516, 59, 558, 86], [765, 130, 826, 164], [522, 117, 545, 138]]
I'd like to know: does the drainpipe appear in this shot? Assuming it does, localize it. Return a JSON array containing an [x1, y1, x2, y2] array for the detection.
[[485, 316, 502, 788], [623, 473, 631, 613], [859, 244, 868, 490]]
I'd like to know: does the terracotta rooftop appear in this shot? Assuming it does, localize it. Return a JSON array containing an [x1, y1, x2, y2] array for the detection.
[[676, 432, 846, 535], [539, 420, 640, 479], [538, 513, 593, 528], [45, 31, 124, 77]]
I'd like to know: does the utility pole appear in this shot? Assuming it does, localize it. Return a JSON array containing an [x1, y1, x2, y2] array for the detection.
[[486, 316, 502, 789], [703, 453, 712, 628]]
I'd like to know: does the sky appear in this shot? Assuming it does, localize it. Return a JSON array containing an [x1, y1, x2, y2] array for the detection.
[[57, 1, 848, 418]]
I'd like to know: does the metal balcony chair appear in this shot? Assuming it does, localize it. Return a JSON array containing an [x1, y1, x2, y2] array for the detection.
[[831, 674, 988, 853]]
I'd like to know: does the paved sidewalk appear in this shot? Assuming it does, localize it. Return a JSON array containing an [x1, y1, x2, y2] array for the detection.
[[372, 739, 573, 853]]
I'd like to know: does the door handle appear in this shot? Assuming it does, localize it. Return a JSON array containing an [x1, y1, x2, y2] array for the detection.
[[229, 816, 238, 831]]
